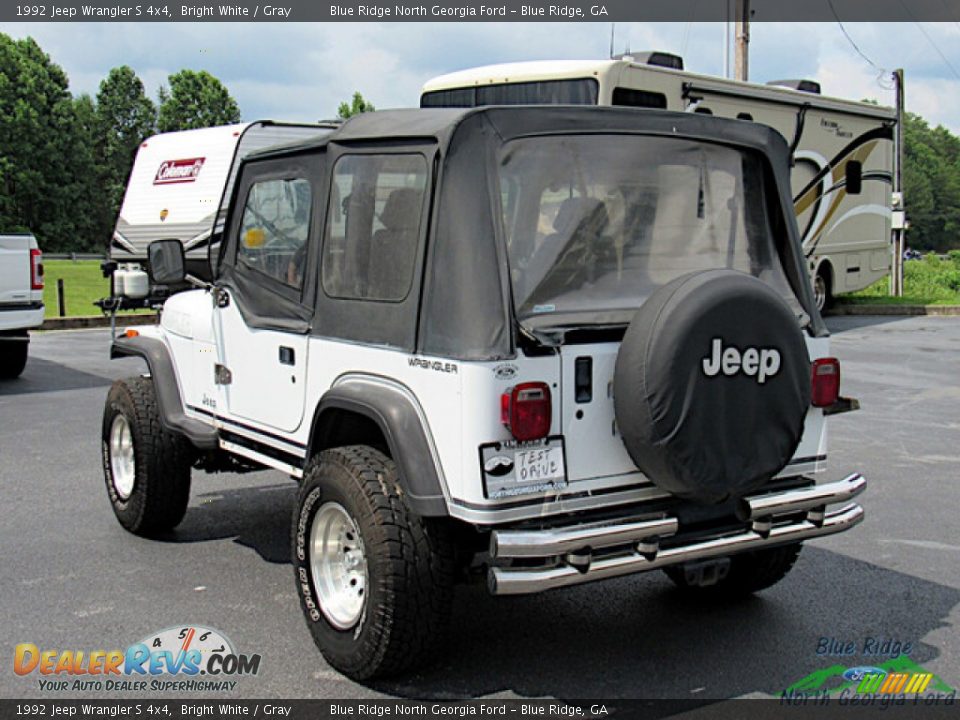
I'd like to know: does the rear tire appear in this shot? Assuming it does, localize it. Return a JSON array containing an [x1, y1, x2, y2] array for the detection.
[[0, 335, 29, 379], [664, 543, 802, 599], [101, 377, 194, 536], [293, 445, 456, 680]]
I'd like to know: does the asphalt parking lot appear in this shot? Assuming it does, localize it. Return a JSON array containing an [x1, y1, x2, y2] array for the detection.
[[1, 317, 958, 701]]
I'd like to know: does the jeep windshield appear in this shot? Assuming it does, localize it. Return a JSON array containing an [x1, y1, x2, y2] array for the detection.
[[498, 134, 803, 335]]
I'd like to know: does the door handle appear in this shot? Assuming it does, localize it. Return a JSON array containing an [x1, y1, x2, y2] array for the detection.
[[279, 346, 296, 366]]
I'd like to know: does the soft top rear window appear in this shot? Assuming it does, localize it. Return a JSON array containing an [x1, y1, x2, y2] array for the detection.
[[497, 134, 801, 330], [421, 78, 598, 108]]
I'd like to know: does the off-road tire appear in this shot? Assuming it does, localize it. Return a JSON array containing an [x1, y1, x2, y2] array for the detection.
[[0, 335, 29, 379], [664, 542, 802, 598], [293, 445, 456, 680], [102, 377, 194, 536]]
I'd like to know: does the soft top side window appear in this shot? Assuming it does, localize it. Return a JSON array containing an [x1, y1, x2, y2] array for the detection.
[[237, 177, 313, 289], [322, 154, 427, 303]]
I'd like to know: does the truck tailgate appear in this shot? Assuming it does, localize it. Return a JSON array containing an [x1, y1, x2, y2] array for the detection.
[[0, 236, 32, 305]]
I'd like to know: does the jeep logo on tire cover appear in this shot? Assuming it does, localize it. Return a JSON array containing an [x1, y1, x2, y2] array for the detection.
[[702, 338, 782, 384]]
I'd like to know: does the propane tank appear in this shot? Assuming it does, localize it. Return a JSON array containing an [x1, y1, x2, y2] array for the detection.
[[113, 264, 150, 299]]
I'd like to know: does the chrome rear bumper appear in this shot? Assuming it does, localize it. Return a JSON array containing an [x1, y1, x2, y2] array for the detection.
[[488, 473, 865, 595]]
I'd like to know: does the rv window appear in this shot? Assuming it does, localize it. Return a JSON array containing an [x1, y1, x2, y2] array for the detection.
[[237, 177, 313, 289], [845, 160, 863, 195], [694, 107, 713, 115], [419, 87, 477, 108], [737, 112, 754, 121], [420, 79, 598, 107], [612, 87, 668, 109], [322, 154, 427, 302]]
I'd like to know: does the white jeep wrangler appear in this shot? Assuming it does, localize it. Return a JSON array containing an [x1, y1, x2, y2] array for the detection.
[[101, 106, 865, 680]]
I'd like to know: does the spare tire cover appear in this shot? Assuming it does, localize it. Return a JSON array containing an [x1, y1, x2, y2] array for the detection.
[[614, 269, 811, 504]]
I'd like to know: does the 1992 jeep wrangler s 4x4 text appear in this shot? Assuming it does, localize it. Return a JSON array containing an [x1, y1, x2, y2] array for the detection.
[[102, 107, 865, 679]]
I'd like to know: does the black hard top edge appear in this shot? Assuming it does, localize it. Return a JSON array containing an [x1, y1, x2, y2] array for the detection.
[[243, 106, 791, 162]]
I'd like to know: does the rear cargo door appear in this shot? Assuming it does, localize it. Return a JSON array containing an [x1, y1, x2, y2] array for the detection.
[[559, 343, 638, 482]]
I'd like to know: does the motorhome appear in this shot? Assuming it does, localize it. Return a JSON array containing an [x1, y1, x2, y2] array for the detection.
[[110, 121, 337, 279], [421, 54, 897, 308]]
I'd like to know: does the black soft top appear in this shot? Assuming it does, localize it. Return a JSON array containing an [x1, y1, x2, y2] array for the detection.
[[254, 105, 803, 168], [233, 107, 824, 360]]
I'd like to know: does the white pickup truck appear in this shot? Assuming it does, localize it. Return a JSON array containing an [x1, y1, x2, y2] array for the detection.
[[0, 233, 44, 378]]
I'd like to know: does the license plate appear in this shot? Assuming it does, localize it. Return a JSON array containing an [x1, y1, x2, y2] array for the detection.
[[480, 436, 567, 499], [515, 446, 565, 484]]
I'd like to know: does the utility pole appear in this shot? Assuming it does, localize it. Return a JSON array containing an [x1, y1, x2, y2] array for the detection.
[[725, 0, 731, 78], [735, 0, 750, 81], [890, 68, 906, 297]]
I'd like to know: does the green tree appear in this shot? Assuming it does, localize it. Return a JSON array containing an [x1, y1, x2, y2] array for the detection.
[[67, 93, 108, 252], [95, 65, 156, 233], [337, 91, 375, 119], [902, 111, 960, 252], [0, 34, 87, 251], [156, 69, 241, 132]]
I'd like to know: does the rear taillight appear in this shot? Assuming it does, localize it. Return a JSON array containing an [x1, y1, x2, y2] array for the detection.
[[30, 248, 44, 290], [811, 357, 840, 408], [500, 382, 552, 442]]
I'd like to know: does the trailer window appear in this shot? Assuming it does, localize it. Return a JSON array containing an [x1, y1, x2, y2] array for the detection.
[[612, 87, 668, 109], [237, 177, 312, 289], [322, 154, 427, 302], [420, 78, 598, 107]]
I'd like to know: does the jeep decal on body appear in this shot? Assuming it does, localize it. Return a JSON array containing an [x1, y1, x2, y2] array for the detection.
[[408, 357, 458, 374], [702, 338, 782, 384]]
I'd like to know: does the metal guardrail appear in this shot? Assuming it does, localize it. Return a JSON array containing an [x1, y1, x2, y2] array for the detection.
[[45, 253, 107, 261]]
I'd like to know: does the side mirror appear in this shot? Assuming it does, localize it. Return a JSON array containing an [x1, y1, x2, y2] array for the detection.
[[148, 239, 186, 285], [845, 160, 862, 195]]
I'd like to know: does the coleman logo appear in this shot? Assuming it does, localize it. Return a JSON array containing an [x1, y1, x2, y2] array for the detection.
[[154, 157, 205, 185], [702, 338, 781, 384]]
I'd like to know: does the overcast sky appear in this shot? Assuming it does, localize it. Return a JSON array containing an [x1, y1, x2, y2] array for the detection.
[[7, 22, 960, 133]]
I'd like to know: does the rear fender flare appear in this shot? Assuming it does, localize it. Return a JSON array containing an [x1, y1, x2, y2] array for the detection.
[[307, 376, 449, 517]]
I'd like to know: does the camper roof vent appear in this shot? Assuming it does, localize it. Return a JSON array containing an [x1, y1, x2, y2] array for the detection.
[[615, 51, 684, 71], [767, 79, 822, 94]]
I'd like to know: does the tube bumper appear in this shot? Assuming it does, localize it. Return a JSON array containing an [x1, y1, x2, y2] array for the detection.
[[488, 473, 865, 595]]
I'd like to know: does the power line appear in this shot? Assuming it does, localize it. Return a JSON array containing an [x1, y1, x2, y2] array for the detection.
[[827, 0, 884, 73], [901, 0, 960, 82], [936, 0, 960, 35]]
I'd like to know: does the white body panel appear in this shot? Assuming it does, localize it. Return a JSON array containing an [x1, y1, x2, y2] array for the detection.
[[422, 59, 896, 296], [0, 234, 44, 332], [214, 300, 310, 433]]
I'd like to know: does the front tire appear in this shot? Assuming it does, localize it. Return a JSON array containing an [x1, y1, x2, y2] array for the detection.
[[101, 377, 194, 536], [293, 446, 456, 680], [664, 543, 802, 599], [0, 334, 29, 379], [813, 267, 832, 312]]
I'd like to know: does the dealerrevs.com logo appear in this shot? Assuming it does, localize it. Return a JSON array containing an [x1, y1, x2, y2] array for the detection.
[[13, 625, 261, 693], [154, 157, 205, 185]]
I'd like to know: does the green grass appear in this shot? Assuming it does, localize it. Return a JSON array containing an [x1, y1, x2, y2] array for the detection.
[[840, 251, 960, 306], [41, 260, 153, 318], [42, 260, 111, 318]]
